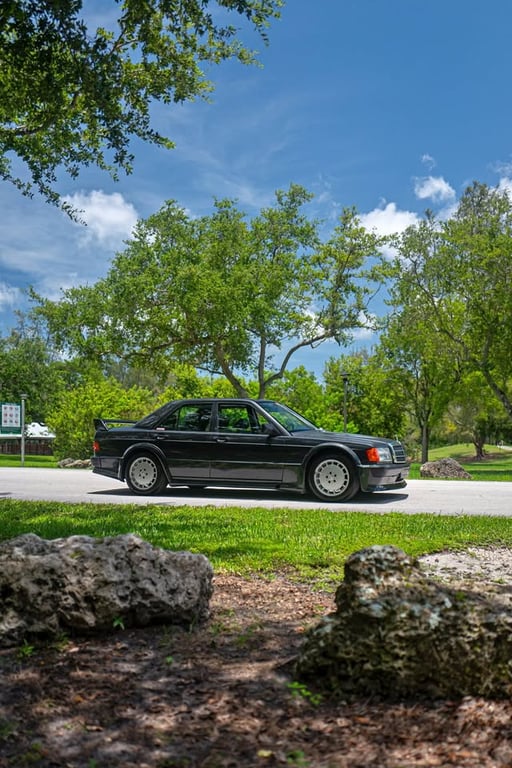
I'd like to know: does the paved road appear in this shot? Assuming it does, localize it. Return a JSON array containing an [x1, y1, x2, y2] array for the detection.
[[1, 468, 511, 515]]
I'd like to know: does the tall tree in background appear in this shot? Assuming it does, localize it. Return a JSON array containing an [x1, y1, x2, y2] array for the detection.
[[265, 366, 324, 424], [391, 183, 512, 424], [322, 352, 408, 438], [47, 376, 156, 459], [445, 371, 508, 459], [33, 188, 386, 396], [0, 325, 65, 422], [439, 183, 512, 418], [0, 0, 281, 209], [384, 219, 462, 462], [380, 313, 460, 462]]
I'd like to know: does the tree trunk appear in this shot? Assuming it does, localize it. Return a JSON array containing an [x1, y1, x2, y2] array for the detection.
[[215, 345, 250, 398], [472, 437, 486, 460], [420, 422, 429, 464]]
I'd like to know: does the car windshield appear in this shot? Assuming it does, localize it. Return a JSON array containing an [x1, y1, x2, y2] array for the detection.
[[260, 401, 318, 433]]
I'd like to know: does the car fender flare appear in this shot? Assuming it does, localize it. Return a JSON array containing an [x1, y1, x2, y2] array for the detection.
[[120, 443, 171, 483], [303, 442, 362, 475]]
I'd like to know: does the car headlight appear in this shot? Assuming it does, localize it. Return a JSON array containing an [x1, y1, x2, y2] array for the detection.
[[366, 446, 392, 463]]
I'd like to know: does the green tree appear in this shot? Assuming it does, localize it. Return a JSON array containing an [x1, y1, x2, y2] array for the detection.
[[0, 0, 281, 209], [47, 376, 155, 459], [0, 326, 66, 423], [322, 352, 408, 438], [392, 183, 512, 423], [265, 365, 324, 423], [380, 316, 459, 463], [33, 189, 386, 397], [445, 371, 509, 459], [385, 211, 494, 462], [159, 363, 242, 401]]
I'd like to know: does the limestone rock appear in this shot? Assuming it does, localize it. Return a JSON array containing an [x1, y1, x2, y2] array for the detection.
[[295, 545, 512, 699], [57, 458, 92, 468], [420, 457, 472, 479], [0, 533, 213, 647]]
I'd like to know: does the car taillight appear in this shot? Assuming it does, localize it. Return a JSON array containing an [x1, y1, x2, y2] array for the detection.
[[366, 447, 380, 463], [93, 440, 100, 453]]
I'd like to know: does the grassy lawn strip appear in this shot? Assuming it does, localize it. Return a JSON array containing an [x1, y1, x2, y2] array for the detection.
[[409, 443, 512, 481], [0, 454, 58, 468], [1, 499, 511, 586]]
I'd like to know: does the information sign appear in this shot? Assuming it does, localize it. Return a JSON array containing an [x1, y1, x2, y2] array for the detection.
[[1, 403, 22, 434]]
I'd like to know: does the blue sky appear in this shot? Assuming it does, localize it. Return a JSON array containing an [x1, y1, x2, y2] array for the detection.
[[2, 0, 512, 377]]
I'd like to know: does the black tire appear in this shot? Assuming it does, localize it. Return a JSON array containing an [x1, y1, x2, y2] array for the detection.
[[308, 454, 359, 502], [125, 453, 168, 495]]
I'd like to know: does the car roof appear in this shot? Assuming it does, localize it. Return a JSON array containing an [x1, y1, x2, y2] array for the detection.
[[134, 397, 277, 428]]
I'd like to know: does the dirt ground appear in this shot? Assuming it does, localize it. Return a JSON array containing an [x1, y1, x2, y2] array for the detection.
[[2, 564, 512, 768]]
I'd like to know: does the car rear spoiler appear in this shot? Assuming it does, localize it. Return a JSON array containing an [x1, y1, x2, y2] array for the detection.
[[94, 418, 137, 431]]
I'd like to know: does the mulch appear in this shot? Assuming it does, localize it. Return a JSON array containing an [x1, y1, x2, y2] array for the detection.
[[1, 573, 512, 768]]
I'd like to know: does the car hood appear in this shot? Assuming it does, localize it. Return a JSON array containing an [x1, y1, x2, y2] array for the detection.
[[292, 429, 394, 447]]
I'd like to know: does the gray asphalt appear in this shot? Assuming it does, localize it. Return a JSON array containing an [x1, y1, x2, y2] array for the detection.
[[1, 468, 511, 515]]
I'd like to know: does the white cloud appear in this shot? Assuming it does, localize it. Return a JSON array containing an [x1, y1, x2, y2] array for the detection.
[[360, 202, 419, 237], [63, 190, 139, 248], [497, 176, 512, 197], [353, 326, 377, 339], [421, 153, 436, 170], [199, 173, 274, 211], [0, 283, 20, 311], [414, 175, 455, 203]]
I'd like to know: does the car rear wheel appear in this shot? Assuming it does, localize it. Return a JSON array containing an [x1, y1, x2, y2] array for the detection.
[[308, 454, 359, 502], [125, 454, 168, 495]]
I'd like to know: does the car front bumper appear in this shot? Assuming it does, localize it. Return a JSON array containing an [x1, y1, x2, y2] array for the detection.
[[359, 464, 410, 493]]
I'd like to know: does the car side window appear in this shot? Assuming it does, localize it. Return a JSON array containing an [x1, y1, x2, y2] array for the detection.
[[218, 405, 258, 434], [161, 405, 211, 432], [217, 405, 263, 433]]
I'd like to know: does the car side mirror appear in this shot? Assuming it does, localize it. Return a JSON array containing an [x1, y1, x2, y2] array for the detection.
[[262, 422, 280, 437]]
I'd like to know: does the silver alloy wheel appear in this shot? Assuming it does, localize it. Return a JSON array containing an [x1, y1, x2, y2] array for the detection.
[[128, 455, 160, 492], [312, 457, 351, 497]]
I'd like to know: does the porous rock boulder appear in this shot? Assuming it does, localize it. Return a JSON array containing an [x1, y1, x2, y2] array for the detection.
[[0, 533, 213, 647], [57, 458, 92, 468], [420, 457, 472, 479], [295, 545, 512, 699]]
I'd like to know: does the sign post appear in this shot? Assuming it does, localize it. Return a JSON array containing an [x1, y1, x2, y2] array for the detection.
[[20, 394, 28, 467]]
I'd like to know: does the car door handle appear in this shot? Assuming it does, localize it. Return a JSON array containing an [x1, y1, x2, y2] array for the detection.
[[215, 438, 227, 443]]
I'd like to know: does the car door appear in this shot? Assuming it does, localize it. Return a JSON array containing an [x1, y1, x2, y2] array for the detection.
[[209, 403, 284, 483], [153, 403, 214, 483]]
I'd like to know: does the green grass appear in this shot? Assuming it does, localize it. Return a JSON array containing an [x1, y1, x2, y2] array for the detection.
[[0, 454, 58, 468], [409, 443, 512, 481], [1, 499, 511, 587], [1, 444, 511, 587]]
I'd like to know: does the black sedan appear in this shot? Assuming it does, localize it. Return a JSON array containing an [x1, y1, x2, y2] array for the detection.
[[92, 398, 409, 502]]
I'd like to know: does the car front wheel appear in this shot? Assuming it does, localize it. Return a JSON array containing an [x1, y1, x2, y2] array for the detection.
[[125, 454, 168, 495], [308, 455, 359, 502]]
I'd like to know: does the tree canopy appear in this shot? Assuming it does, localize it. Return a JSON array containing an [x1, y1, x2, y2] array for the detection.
[[0, 0, 282, 208], [322, 352, 408, 438], [32, 186, 386, 397], [47, 376, 156, 459], [0, 326, 64, 423], [381, 220, 462, 461], [389, 182, 512, 428]]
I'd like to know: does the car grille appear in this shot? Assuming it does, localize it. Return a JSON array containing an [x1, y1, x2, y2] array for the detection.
[[390, 442, 407, 463]]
